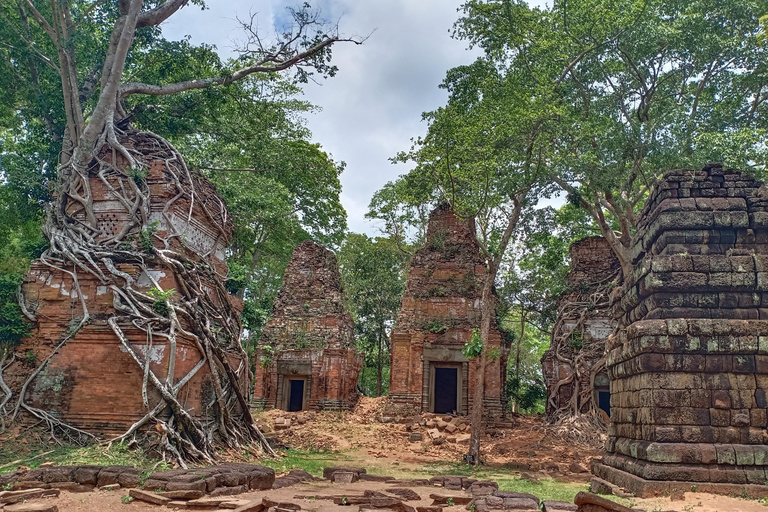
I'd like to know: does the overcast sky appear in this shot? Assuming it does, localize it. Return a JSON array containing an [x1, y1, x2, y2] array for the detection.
[[163, 1, 542, 235]]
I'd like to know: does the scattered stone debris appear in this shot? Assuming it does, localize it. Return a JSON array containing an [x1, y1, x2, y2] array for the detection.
[[0, 463, 274, 497]]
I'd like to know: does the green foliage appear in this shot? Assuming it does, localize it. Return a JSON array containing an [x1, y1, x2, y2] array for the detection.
[[146, 288, 175, 316], [462, 329, 484, 359], [259, 345, 274, 369], [569, 331, 584, 351], [507, 377, 546, 414], [139, 221, 160, 254], [338, 234, 409, 397]]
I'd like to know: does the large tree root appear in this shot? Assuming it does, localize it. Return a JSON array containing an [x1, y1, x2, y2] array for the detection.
[[546, 271, 619, 424]]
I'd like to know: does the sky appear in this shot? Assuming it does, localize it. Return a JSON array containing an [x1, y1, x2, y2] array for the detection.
[[163, 1, 541, 235]]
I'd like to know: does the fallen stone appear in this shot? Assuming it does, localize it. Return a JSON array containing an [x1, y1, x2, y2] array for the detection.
[[669, 489, 685, 501], [5, 503, 59, 512], [429, 494, 473, 505], [187, 497, 230, 508], [232, 500, 266, 512], [589, 478, 614, 496], [569, 463, 588, 474], [129, 488, 172, 505], [167, 501, 188, 509], [165, 489, 205, 500], [118, 472, 141, 488], [142, 478, 167, 491], [519, 473, 540, 484], [541, 501, 577, 512], [273, 476, 302, 489], [455, 434, 470, 445], [442, 476, 463, 490], [209, 484, 248, 497], [468, 481, 497, 496], [48, 482, 92, 492], [331, 471, 358, 484], [360, 475, 396, 482], [460, 479, 477, 490], [390, 479, 431, 487], [409, 433, 424, 442], [322, 466, 366, 480], [445, 424, 457, 434], [12, 482, 50, 491], [96, 470, 119, 487], [492, 492, 539, 505], [219, 499, 253, 509], [99, 483, 121, 491], [416, 507, 442, 512], [0, 488, 60, 504], [387, 488, 421, 501], [73, 466, 101, 485], [502, 497, 539, 510], [573, 492, 634, 512]]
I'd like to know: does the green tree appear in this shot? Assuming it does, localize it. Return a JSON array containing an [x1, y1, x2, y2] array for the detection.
[[455, 0, 768, 272], [338, 234, 408, 397]]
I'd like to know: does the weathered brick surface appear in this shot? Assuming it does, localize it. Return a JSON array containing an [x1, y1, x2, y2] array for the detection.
[[601, 163, 768, 490], [542, 236, 619, 418], [386, 204, 509, 418], [6, 134, 243, 434], [253, 240, 361, 410]]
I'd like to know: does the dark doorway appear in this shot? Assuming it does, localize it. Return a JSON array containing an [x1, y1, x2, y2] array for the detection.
[[434, 367, 458, 414], [598, 390, 610, 417], [288, 379, 305, 412]]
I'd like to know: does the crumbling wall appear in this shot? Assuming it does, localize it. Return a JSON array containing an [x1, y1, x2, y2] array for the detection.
[[594, 163, 768, 496], [6, 134, 242, 435], [253, 240, 361, 410], [542, 236, 620, 421], [387, 204, 510, 419]]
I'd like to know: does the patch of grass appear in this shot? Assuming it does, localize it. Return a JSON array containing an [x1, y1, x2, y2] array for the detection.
[[0, 439, 157, 475], [259, 449, 352, 477]]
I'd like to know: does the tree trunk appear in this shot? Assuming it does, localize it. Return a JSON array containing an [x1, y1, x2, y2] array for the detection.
[[512, 311, 525, 413], [377, 322, 383, 397], [468, 271, 495, 463]]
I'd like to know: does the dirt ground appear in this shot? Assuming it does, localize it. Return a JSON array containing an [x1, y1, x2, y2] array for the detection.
[[4, 398, 768, 511]]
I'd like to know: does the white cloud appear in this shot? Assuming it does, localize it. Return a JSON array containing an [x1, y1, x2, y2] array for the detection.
[[163, 0, 486, 235]]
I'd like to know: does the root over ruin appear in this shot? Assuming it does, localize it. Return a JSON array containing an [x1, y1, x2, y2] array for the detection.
[[2, 127, 274, 465]]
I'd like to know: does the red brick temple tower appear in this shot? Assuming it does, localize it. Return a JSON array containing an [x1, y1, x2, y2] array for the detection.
[[253, 240, 361, 411], [6, 132, 244, 435], [386, 204, 510, 418]]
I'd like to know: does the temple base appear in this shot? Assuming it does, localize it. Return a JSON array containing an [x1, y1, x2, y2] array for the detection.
[[592, 460, 768, 498]]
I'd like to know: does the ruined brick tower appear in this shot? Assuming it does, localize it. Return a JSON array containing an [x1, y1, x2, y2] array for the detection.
[[387, 204, 510, 418], [6, 132, 243, 434], [594, 164, 768, 497], [253, 240, 361, 411], [542, 236, 620, 421]]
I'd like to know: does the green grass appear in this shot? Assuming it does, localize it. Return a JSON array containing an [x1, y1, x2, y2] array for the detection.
[[259, 449, 352, 476], [0, 441, 160, 475]]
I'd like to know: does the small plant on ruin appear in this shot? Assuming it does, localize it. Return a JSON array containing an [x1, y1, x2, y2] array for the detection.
[[127, 166, 149, 188], [429, 229, 447, 252], [25, 349, 37, 365], [462, 329, 484, 359], [139, 221, 160, 253], [260, 345, 275, 368], [446, 497, 455, 506], [121, 496, 133, 503], [426, 319, 446, 333], [568, 331, 583, 351], [487, 347, 500, 361], [147, 288, 175, 316]]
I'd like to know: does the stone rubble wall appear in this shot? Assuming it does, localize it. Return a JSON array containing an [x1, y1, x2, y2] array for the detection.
[[598, 163, 768, 490]]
